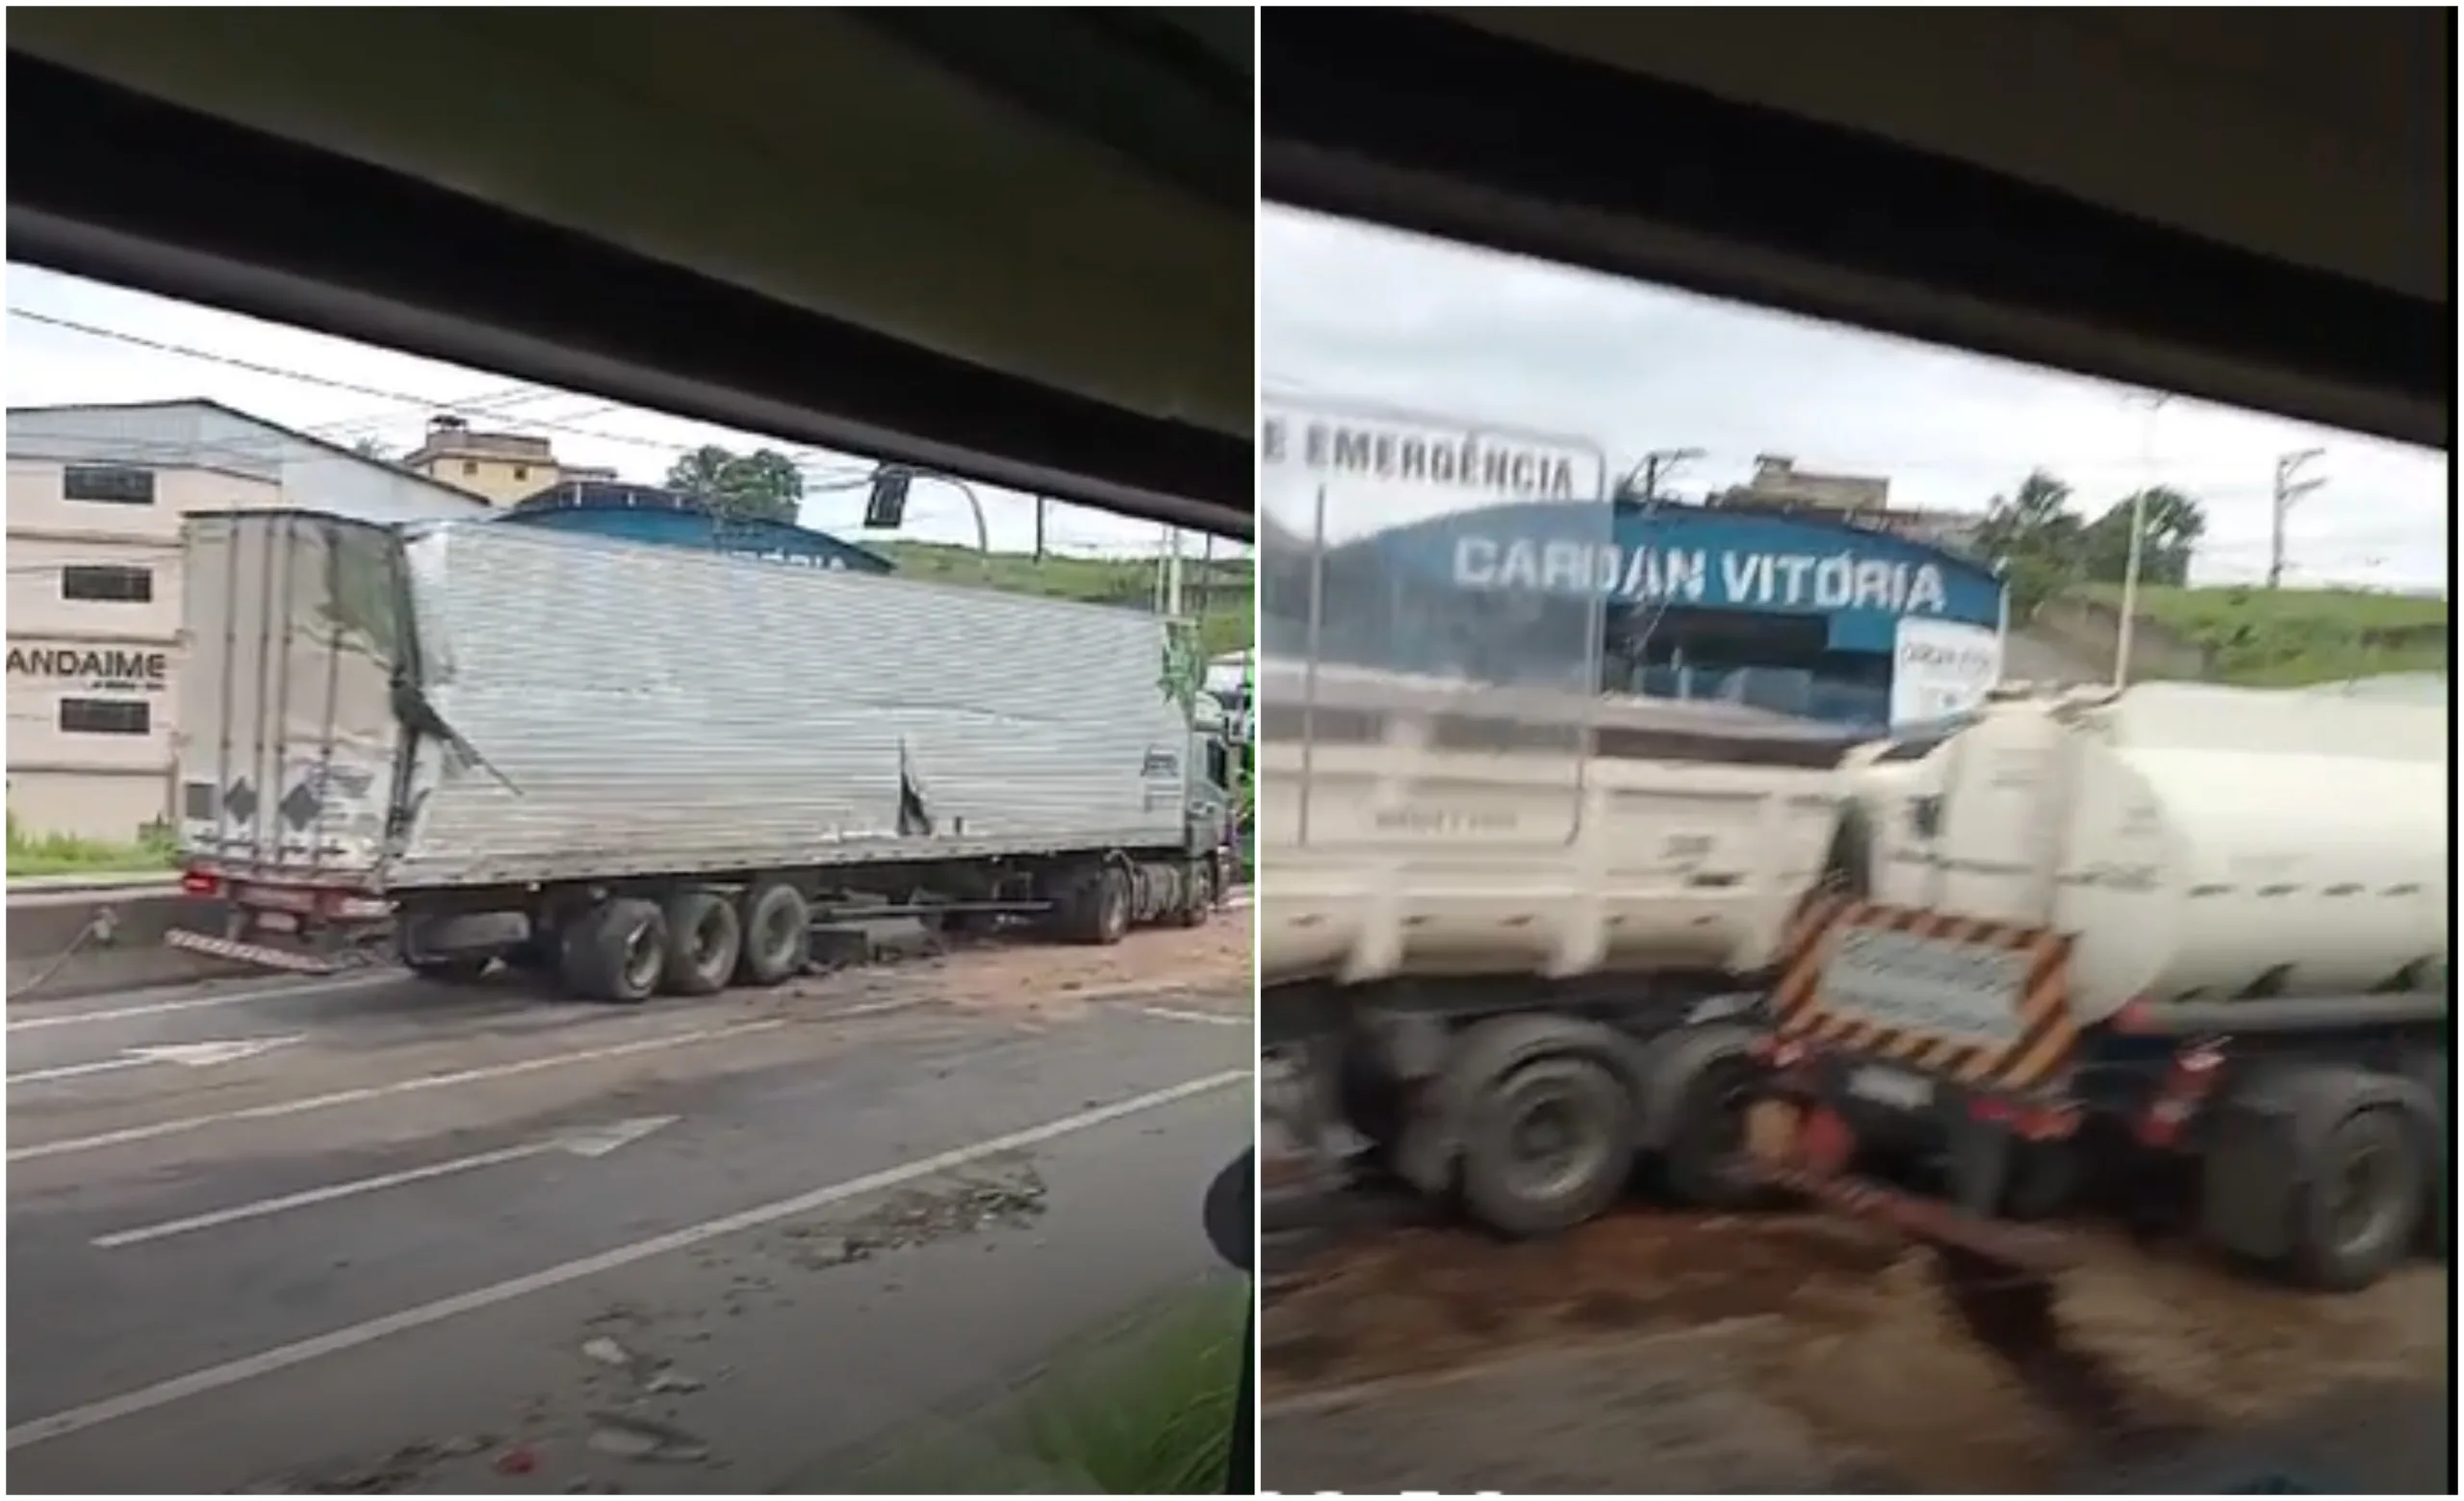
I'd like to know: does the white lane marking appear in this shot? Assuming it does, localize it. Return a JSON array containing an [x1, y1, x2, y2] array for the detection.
[[9, 1035, 304, 1087], [6, 973, 402, 1033], [9, 997, 928, 1164], [7, 1019, 781, 1164], [92, 1116, 679, 1249], [1137, 1005, 1247, 1028], [11, 1069, 1247, 1449]]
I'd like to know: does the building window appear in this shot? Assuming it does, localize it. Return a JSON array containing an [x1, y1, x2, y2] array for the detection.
[[512, 466, 528, 481], [62, 465, 156, 505], [60, 564, 156, 604], [59, 698, 152, 736], [463, 460, 479, 477]]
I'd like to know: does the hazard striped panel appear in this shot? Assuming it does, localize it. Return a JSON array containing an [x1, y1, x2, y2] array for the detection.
[[1770, 898, 2079, 1092], [165, 927, 351, 974]]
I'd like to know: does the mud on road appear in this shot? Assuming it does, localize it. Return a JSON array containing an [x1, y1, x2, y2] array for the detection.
[[1263, 1205, 2450, 1493]]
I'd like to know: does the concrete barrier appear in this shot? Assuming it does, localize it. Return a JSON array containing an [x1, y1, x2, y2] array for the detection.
[[6, 883, 257, 1003]]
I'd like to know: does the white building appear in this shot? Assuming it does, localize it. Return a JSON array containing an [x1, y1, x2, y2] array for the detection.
[[7, 400, 491, 841]]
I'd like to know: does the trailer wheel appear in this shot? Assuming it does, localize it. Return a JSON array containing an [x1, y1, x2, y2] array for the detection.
[[1443, 1018, 1638, 1239], [2284, 1105, 2423, 1292], [659, 890, 742, 996], [563, 898, 669, 1005], [1657, 1046, 1774, 1211], [1174, 860, 1215, 929], [1056, 866, 1131, 945], [735, 882, 810, 987]]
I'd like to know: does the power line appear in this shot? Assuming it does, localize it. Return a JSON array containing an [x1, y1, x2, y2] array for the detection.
[[12, 308, 712, 456]]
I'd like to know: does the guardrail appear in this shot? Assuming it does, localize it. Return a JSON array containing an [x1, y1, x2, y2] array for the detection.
[[6, 882, 254, 1003]]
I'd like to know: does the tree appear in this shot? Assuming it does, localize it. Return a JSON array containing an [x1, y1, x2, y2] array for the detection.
[[663, 445, 805, 525], [1974, 469, 2087, 618], [349, 436, 395, 463], [2080, 486, 2206, 589]]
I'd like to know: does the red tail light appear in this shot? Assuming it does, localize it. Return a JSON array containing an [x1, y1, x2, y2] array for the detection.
[[179, 869, 219, 896]]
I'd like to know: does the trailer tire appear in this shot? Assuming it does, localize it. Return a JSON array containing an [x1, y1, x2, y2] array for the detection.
[[1056, 866, 1131, 945], [1639, 1025, 1777, 1211], [1174, 861, 1215, 929], [659, 890, 742, 996], [563, 898, 669, 1005], [1441, 1016, 1638, 1239], [2284, 1105, 2424, 1293], [735, 882, 810, 987]]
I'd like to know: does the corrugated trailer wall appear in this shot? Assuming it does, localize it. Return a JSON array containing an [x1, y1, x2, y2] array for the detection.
[[385, 520, 1194, 889]]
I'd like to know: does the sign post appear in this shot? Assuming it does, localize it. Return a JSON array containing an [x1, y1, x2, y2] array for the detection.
[[1889, 617, 2003, 727]]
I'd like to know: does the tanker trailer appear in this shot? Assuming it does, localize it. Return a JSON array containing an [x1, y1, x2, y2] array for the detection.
[[1727, 680, 2450, 1291], [1257, 656, 1863, 1236]]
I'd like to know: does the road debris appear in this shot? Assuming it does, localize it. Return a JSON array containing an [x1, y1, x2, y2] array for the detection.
[[584, 1411, 713, 1465], [1265, 1203, 2449, 1493], [778, 1166, 1050, 1270], [580, 1336, 633, 1369], [493, 1446, 540, 1477]]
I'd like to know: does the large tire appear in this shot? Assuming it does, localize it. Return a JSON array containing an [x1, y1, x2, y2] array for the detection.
[[1658, 1048, 1773, 1210], [561, 898, 668, 1005], [1444, 1017, 1638, 1239], [1056, 866, 1132, 945], [2283, 1105, 2424, 1292], [1173, 860, 1215, 929], [659, 889, 742, 996], [734, 881, 810, 987]]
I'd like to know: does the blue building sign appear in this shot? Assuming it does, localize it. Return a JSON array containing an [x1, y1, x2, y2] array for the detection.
[[500, 481, 894, 575], [1377, 501, 2000, 653]]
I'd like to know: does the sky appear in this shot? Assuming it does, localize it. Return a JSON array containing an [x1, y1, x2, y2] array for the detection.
[[8, 222, 2450, 593], [1259, 207, 2451, 594], [3, 264, 1196, 561]]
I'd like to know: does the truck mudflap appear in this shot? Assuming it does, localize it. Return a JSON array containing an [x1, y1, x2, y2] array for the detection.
[[1738, 1094, 2083, 1275]]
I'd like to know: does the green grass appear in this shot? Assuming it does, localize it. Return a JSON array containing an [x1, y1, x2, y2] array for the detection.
[[2074, 582, 2450, 687], [808, 1279, 1249, 1494], [5, 815, 178, 878], [872, 540, 1253, 661]]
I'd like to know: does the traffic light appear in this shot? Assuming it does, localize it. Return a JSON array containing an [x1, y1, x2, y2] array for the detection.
[[864, 466, 911, 530]]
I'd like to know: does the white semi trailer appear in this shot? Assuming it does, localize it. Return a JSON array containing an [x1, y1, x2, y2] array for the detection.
[[1262, 665, 2449, 1290], [169, 510, 1237, 1001]]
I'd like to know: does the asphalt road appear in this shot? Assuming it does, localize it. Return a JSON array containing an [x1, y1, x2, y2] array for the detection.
[[6, 923, 1254, 1494]]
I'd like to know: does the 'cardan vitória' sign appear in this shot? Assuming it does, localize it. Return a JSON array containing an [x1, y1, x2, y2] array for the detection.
[[1453, 534, 1954, 616]]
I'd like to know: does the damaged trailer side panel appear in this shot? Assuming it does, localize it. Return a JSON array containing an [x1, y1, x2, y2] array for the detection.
[[181, 511, 1199, 893]]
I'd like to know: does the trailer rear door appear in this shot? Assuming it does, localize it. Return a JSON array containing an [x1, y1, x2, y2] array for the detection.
[[177, 511, 410, 888]]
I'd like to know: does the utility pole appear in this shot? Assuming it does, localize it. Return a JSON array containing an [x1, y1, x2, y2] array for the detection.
[[1033, 497, 1046, 562], [1631, 447, 1706, 505], [2116, 391, 2172, 687], [2271, 449, 2325, 588], [1160, 526, 1186, 617]]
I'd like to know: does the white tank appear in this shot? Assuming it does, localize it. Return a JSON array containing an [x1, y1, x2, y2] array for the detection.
[[1258, 662, 1851, 988], [1849, 681, 2450, 1024]]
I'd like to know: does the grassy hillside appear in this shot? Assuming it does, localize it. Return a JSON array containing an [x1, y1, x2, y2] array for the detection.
[[870, 541, 1253, 660], [2077, 582, 2449, 686]]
